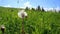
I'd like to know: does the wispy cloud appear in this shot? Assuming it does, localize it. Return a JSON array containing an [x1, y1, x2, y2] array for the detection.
[[20, 1, 32, 9], [44, 8, 53, 11], [2, 5, 11, 7], [20, 1, 36, 9], [55, 7, 60, 11], [44, 7, 60, 11], [24, 1, 32, 7]]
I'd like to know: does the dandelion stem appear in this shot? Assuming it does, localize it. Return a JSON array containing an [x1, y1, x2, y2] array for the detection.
[[22, 18, 25, 34]]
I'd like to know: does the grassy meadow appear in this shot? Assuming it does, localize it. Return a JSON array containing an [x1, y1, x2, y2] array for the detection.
[[0, 7, 60, 34]]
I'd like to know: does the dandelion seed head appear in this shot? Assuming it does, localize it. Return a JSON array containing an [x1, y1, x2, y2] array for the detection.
[[1, 25, 5, 29], [18, 10, 27, 18]]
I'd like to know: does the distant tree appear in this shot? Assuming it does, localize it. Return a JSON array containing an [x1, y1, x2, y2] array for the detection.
[[36, 6, 41, 11], [25, 7, 29, 11], [31, 8, 35, 11], [59, 10, 60, 13], [41, 7, 45, 12]]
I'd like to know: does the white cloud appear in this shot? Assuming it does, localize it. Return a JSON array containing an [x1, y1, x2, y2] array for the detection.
[[55, 7, 60, 11], [48, 8, 54, 10], [44, 7, 60, 12], [44, 8, 48, 11], [20, 1, 33, 9], [24, 2, 32, 7], [44, 8, 54, 11], [2, 5, 11, 7]]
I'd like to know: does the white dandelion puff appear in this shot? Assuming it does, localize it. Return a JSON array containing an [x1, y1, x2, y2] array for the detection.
[[1, 25, 5, 29], [18, 10, 27, 18]]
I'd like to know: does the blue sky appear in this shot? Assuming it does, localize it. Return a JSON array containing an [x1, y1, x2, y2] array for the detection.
[[0, 0, 60, 10]]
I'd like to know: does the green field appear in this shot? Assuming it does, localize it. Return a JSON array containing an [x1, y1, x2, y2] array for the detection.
[[0, 7, 60, 34]]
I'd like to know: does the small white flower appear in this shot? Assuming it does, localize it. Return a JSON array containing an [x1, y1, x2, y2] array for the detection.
[[18, 10, 27, 18]]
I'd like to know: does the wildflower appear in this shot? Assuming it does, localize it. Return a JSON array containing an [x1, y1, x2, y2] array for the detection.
[[1, 25, 5, 33], [1, 25, 5, 29], [18, 10, 27, 18]]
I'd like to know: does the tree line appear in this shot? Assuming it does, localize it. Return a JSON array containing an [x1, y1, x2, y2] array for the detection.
[[25, 5, 45, 12]]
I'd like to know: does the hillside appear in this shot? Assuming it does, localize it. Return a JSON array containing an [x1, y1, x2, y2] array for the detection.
[[0, 7, 60, 34]]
